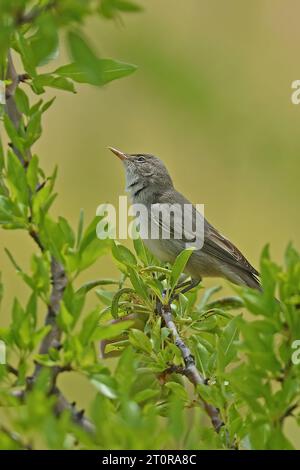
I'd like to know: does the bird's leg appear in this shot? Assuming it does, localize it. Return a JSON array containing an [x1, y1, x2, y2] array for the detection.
[[171, 278, 201, 301], [178, 278, 201, 295], [174, 279, 192, 291]]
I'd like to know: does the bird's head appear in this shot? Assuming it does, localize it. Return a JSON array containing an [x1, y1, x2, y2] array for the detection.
[[108, 147, 173, 200]]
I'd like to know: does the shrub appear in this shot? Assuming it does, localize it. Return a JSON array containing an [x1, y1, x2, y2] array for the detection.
[[0, 1, 299, 450]]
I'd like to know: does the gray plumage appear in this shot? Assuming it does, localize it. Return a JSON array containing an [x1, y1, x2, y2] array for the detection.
[[109, 148, 260, 289]]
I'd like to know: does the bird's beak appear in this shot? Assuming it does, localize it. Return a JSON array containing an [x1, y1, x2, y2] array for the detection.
[[108, 146, 128, 161]]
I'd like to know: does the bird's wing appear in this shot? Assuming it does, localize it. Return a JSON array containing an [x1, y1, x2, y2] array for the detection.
[[157, 190, 259, 277], [203, 221, 259, 276], [148, 202, 198, 242]]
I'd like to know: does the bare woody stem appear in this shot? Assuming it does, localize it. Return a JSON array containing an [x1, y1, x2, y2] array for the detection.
[[5, 49, 95, 435], [39, 258, 68, 354], [0, 425, 32, 450], [158, 300, 224, 433]]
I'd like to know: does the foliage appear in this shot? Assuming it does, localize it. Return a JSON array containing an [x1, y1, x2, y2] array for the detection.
[[0, 0, 300, 450]]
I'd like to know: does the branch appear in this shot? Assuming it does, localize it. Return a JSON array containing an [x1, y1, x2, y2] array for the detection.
[[5, 51, 24, 163], [38, 258, 68, 355], [5, 49, 95, 436], [157, 299, 224, 433], [279, 402, 299, 425], [6, 49, 67, 364], [5, 53, 31, 166], [53, 388, 95, 434], [0, 425, 32, 450], [9, 381, 95, 435], [7, 364, 19, 377]]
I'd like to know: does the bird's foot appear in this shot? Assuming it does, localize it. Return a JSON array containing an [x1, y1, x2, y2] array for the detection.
[[170, 278, 201, 302]]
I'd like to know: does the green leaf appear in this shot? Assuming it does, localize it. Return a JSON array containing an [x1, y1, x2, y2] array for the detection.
[[191, 336, 211, 378], [3, 115, 25, 154], [96, 289, 115, 306], [16, 32, 36, 77], [41, 217, 66, 262], [128, 267, 149, 302], [133, 237, 151, 265], [90, 374, 118, 399], [55, 58, 137, 86], [6, 150, 29, 206], [92, 319, 134, 341], [111, 287, 135, 319], [67, 32, 136, 86], [15, 88, 30, 116], [205, 296, 244, 311], [129, 329, 152, 354], [57, 302, 74, 333], [99, 0, 143, 19], [73, 217, 111, 272], [29, 15, 59, 67], [26, 110, 42, 146], [58, 216, 75, 248], [0, 177, 8, 197], [41, 96, 56, 114], [11, 299, 32, 349], [114, 346, 137, 393], [170, 247, 195, 293], [0, 196, 27, 227], [26, 291, 37, 327], [32, 182, 57, 226], [165, 381, 189, 401], [217, 316, 240, 372], [239, 288, 278, 318], [79, 309, 101, 345], [167, 394, 186, 441], [197, 286, 222, 311], [31, 325, 52, 350], [112, 242, 137, 267], [31, 74, 76, 94], [26, 155, 39, 191], [134, 389, 160, 403], [265, 428, 294, 450], [77, 279, 119, 296], [76, 208, 84, 249], [68, 32, 103, 86]]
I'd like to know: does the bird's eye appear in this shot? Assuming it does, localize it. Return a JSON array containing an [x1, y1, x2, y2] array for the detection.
[[136, 156, 145, 163]]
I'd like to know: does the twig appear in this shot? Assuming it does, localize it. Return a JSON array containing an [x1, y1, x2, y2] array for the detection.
[[157, 298, 224, 433], [37, 258, 68, 355], [53, 388, 95, 434], [7, 364, 18, 377], [28, 228, 44, 252], [0, 425, 32, 450], [279, 402, 299, 425]]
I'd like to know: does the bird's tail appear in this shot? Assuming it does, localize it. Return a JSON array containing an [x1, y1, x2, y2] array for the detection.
[[225, 267, 261, 291], [236, 270, 261, 291]]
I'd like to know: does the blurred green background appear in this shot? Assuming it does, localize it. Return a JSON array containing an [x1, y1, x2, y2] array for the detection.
[[1, 0, 300, 446]]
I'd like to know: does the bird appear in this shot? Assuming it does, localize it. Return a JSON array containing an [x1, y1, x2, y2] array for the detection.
[[108, 147, 260, 291]]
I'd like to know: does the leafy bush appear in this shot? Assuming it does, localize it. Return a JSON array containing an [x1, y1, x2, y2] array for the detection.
[[0, 0, 300, 450]]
